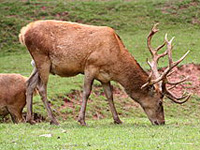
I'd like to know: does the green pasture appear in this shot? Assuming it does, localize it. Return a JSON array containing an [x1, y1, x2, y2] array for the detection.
[[1, 118, 200, 150], [0, 0, 200, 149]]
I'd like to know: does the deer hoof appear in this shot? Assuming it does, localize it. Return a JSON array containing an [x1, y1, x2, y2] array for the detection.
[[26, 119, 36, 125], [50, 120, 59, 125], [78, 119, 87, 126], [114, 119, 123, 124]]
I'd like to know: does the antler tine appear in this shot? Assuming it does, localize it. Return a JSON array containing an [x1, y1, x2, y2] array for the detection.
[[156, 42, 166, 52], [171, 50, 190, 68], [162, 75, 190, 103], [147, 59, 153, 68], [165, 34, 175, 44], [165, 34, 175, 67], [165, 34, 190, 70], [161, 50, 190, 80], [167, 85, 176, 90], [166, 77, 188, 85], [166, 77, 188, 90], [167, 70, 175, 77], [141, 71, 153, 89], [147, 23, 159, 55], [166, 93, 191, 104]]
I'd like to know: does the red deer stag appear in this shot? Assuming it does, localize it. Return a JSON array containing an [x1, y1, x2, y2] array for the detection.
[[19, 20, 190, 125], [0, 74, 27, 123]]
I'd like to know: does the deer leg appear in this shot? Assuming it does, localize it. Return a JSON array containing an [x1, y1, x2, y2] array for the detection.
[[6, 107, 18, 123], [78, 73, 94, 126], [26, 67, 39, 124], [7, 107, 24, 123], [15, 111, 24, 123], [34, 56, 59, 125], [37, 80, 59, 125], [102, 82, 122, 124], [15, 104, 25, 123], [9, 113, 17, 123]]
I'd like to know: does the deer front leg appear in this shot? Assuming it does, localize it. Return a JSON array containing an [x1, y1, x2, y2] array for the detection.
[[102, 82, 122, 124], [78, 73, 94, 126]]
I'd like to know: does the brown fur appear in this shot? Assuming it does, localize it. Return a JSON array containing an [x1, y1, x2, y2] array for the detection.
[[19, 20, 165, 125], [0, 74, 27, 123]]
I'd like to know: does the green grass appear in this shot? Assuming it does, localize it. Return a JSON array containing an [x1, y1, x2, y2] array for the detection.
[[1, 0, 199, 65], [0, 0, 200, 149], [1, 118, 200, 149]]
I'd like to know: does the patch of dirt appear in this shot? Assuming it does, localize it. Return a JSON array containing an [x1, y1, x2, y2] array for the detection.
[[161, 3, 177, 15], [191, 18, 200, 25], [57, 85, 139, 120], [161, 0, 200, 25], [22, 113, 46, 123], [160, 63, 200, 96]]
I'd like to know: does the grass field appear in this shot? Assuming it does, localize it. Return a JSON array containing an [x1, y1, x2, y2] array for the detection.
[[0, 0, 200, 149], [1, 118, 200, 150]]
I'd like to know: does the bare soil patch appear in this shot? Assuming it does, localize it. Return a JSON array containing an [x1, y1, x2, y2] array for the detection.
[[161, 1, 199, 14], [161, 63, 200, 96]]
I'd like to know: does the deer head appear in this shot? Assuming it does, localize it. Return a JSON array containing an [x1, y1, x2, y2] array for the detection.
[[140, 23, 191, 125]]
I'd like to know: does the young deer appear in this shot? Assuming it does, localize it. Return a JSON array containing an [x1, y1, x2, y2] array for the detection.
[[19, 20, 190, 125], [0, 74, 27, 123]]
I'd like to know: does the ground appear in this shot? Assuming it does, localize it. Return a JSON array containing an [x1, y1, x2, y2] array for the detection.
[[167, 63, 200, 96]]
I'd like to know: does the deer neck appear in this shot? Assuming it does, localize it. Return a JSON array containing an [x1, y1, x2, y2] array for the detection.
[[113, 52, 149, 100]]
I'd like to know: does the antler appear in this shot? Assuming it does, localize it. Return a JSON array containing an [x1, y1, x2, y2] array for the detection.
[[142, 23, 191, 104], [161, 34, 191, 103], [142, 23, 168, 89]]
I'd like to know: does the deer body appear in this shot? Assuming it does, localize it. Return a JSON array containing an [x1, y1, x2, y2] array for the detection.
[[0, 74, 27, 123], [20, 21, 145, 82], [20, 20, 189, 126]]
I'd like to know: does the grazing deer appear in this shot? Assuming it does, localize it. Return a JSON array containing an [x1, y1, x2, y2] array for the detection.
[[19, 20, 190, 125], [0, 74, 27, 123]]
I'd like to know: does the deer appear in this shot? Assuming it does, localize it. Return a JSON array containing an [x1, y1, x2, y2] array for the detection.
[[19, 20, 190, 126], [0, 74, 27, 123]]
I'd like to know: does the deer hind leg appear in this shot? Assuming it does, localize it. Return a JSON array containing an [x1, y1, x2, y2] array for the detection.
[[78, 67, 96, 126], [37, 79, 59, 125], [26, 67, 39, 124], [102, 82, 122, 124], [0, 107, 12, 122], [35, 57, 59, 125], [6, 106, 22, 123]]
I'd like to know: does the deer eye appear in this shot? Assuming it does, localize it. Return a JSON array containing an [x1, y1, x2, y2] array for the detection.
[[159, 101, 162, 106], [160, 93, 164, 99]]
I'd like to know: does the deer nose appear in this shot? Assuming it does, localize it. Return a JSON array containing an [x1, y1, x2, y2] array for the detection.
[[153, 120, 165, 125], [153, 120, 159, 125]]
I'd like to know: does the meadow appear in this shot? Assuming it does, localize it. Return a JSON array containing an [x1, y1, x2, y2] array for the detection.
[[0, 0, 200, 149]]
